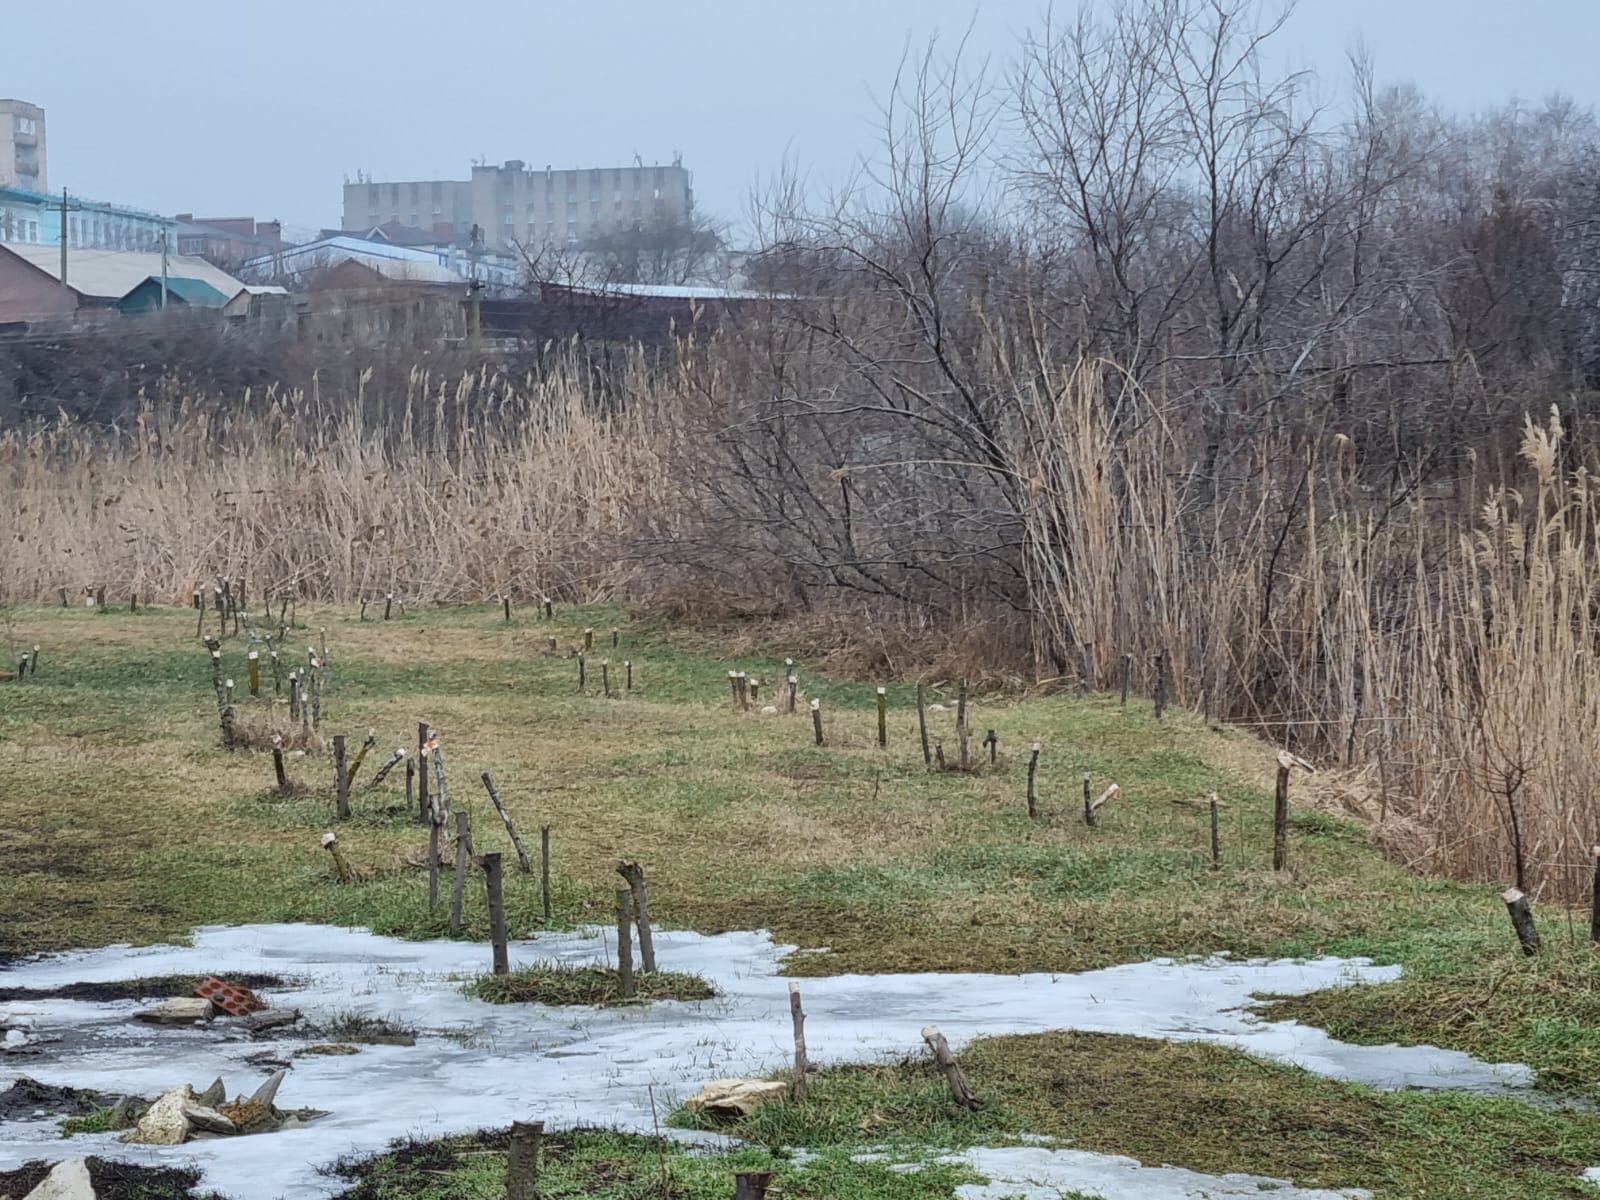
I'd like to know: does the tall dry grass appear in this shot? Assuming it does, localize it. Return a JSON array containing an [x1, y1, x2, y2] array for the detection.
[[5, 343, 1598, 901], [0, 356, 669, 605], [1019, 367, 1600, 900]]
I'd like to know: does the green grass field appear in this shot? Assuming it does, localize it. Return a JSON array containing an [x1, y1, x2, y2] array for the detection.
[[3, 600, 1599, 1197]]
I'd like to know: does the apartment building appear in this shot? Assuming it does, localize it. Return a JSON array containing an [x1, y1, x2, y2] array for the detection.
[[0, 99, 46, 193], [342, 158, 694, 253]]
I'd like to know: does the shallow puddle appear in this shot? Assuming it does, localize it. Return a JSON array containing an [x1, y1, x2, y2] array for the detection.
[[0, 924, 1534, 1200]]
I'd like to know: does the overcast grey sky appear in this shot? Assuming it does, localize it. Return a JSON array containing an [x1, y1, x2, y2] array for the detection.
[[4, 1, 1598, 234]]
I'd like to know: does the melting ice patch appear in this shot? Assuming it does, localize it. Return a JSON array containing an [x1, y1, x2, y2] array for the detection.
[[0, 924, 1532, 1200]]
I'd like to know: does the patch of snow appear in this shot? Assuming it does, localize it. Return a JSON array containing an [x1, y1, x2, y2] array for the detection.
[[0, 924, 1532, 1200], [953, 1145, 1372, 1199]]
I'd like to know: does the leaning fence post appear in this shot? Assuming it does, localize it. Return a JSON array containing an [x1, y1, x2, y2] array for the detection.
[[921, 1025, 982, 1110], [616, 859, 657, 972], [484, 852, 509, 974], [615, 889, 636, 999], [1503, 887, 1541, 956], [321, 831, 353, 883], [507, 1120, 544, 1200], [481, 772, 531, 871]]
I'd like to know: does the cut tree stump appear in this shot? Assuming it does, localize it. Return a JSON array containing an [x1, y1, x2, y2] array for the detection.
[[789, 981, 808, 1101], [1503, 887, 1541, 956], [615, 858, 657, 972], [507, 1119, 544, 1200]]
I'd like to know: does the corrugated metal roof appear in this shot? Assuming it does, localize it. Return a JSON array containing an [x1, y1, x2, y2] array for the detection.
[[1, 243, 245, 301]]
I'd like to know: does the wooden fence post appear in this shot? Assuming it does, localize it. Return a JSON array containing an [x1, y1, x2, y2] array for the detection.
[[541, 825, 552, 923], [1026, 744, 1040, 819], [876, 687, 888, 749], [956, 682, 970, 770], [626, 660, 633, 691], [789, 981, 808, 1101], [1082, 772, 1094, 827], [1120, 652, 1131, 706], [333, 735, 350, 820], [811, 698, 824, 746], [984, 729, 997, 764], [273, 746, 289, 794], [1154, 649, 1167, 720], [616, 889, 635, 998], [1273, 761, 1290, 871], [485, 852, 509, 974], [507, 1120, 544, 1200], [616, 859, 657, 972], [1210, 793, 1222, 870], [450, 810, 472, 933], [1503, 888, 1541, 956], [247, 651, 260, 697], [417, 721, 431, 821], [916, 683, 931, 766], [1591, 847, 1600, 945], [787, 672, 797, 714]]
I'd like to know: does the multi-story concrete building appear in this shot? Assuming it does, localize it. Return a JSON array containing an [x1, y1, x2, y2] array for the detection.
[[343, 158, 694, 253], [0, 99, 46, 193], [42, 195, 171, 253]]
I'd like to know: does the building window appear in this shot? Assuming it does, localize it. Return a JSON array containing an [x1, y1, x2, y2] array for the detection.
[[14, 115, 35, 135]]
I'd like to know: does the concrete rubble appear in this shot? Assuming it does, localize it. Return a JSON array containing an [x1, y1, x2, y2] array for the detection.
[[110, 1071, 323, 1147], [19, 1157, 94, 1200]]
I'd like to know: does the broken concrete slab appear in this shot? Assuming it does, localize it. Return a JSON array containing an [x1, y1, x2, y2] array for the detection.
[[194, 1077, 226, 1109], [122, 1086, 196, 1145], [132, 998, 214, 1025], [181, 1100, 237, 1136], [20, 1157, 92, 1200]]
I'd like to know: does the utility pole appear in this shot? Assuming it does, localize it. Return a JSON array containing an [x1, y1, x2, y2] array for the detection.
[[159, 229, 169, 311], [58, 188, 68, 303]]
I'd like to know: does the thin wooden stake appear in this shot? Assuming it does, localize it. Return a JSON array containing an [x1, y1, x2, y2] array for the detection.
[[1154, 649, 1168, 720], [481, 771, 532, 872], [542, 595, 552, 620], [602, 659, 611, 697], [876, 687, 888, 749], [247, 651, 260, 696], [787, 673, 797, 714], [540, 824, 552, 922], [1026, 744, 1040, 819], [1082, 772, 1093, 827], [450, 810, 471, 933], [811, 698, 824, 746], [583, 627, 593, 651], [272, 746, 288, 794], [626, 660, 633, 691], [484, 852, 509, 974], [503, 596, 511, 623], [788, 981, 809, 1102], [578, 652, 586, 691], [1503, 887, 1541, 957], [916, 682, 931, 766], [956, 682, 970, 770], [507, 1120, 544, 1200], [1273, 762, 1290, 871], [1210, 793, 1222, 870], [1591, 847, 1600, 945], [984, 729, 997, 764], [616, 889, 635, 999], [405, 757, 415, 817]]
